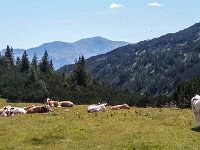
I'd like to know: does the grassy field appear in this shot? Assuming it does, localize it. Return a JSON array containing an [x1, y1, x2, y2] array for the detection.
[[0, 98, 200, 150]]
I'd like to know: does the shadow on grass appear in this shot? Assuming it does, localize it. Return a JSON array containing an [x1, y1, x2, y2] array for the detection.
[[191, 127, 200, 132]]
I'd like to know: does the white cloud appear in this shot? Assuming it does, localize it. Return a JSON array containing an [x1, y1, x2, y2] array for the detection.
[[110, 3, 124, 9], [147, 2, 162, 7]]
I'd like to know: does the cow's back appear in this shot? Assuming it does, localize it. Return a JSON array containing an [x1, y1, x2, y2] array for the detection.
[[12, 107, 26, 114], [26, 106, 41, 114], [60, 101, 73, 107]]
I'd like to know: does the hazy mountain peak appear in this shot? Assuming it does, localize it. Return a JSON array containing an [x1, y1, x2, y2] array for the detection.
[[1, 37, 128, 69]]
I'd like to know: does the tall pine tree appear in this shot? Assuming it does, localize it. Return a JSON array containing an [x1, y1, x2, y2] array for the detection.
[[39, 50, 50, 73], [21, 50, 30, 72], [4, 45, 14, 66], [71, 55, 89, 87], [31, 53, 38, 70]]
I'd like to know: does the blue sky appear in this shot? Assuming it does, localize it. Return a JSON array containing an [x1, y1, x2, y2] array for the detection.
[[0, 0, 200, 50]]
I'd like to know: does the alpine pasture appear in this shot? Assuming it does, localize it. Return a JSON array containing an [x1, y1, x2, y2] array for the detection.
[[0, 98, 200, 150]]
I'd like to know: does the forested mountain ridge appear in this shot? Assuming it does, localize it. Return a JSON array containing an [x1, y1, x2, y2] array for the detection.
[[60, 22, 200, 95]]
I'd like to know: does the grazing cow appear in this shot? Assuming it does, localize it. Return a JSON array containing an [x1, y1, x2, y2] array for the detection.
[[58, 101, 74, 107], [46, 98, 59, 107], [26, 105, 52, 114], [111, 104, 131, 110], [87, 103, 107, 113], [191, 94, 200, 127]]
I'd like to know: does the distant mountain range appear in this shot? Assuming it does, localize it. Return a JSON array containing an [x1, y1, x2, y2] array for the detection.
[[1, 36, 128, 69], [60, 22, 200, 95]]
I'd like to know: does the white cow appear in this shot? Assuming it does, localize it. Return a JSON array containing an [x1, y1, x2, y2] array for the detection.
[[87, 103, 107, 113], [11, 107, 26, 114], [191, 94, 200, 127], [1, 105, 26, 116]]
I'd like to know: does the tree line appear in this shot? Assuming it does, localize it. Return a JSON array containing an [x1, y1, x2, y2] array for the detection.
[[0, 45, 193, 107]]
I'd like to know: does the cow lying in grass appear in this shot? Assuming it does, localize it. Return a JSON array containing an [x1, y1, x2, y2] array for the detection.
[[0, 105, 52, 116], [47, 98, 74, 107], [191, 95, 200, 127], [26, 105, 52, 114], [87, 103, 107, 113], [111, 104, 131, 110], [1, 105, 26, 116], [10, 107, 26, 114], [58, 101, 74, 107]]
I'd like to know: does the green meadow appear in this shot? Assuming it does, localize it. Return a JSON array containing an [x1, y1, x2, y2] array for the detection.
[[0, 98, 199, 150]]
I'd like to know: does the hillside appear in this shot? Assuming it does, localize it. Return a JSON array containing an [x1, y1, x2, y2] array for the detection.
[[60, 22, 200, 95], [0, 37, 128, 69]]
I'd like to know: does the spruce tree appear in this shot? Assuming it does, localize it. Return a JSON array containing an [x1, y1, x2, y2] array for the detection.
[[4, 45, 14, 66], [71, 55, 89, 87], [21, 50, 30, 72], [49, 59, 54, 70], [0, 53, 4, 73], [31, 53, 38, 70], [16, 57, 21, 71], [29, 67, 38, 82], [39, 50, 50, 73], [80, 55, 89, 86]]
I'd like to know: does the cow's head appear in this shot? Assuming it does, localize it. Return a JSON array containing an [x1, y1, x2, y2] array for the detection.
[[100, 103, 107, 112], [192, 95, 200, 101], [46, 105, 53, 112], [1, 106, 14, 116], [47, 98, 50, 102], [102, 103, 107, 107]]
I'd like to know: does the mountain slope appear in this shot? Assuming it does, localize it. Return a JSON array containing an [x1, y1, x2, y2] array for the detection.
[[1, 37, 128, 69], [60, 22, 200, 95]]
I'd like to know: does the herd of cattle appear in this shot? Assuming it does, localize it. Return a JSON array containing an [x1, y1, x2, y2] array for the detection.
[[0, 98, 130, 117], [1, 95, 200, 128]]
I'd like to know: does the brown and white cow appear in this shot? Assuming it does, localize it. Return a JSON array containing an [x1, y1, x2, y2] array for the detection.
[[58, 101, 74, 107], [111, 104, 131, 110], [46, 98, 59, 107], [26, 105, 52, 114]]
